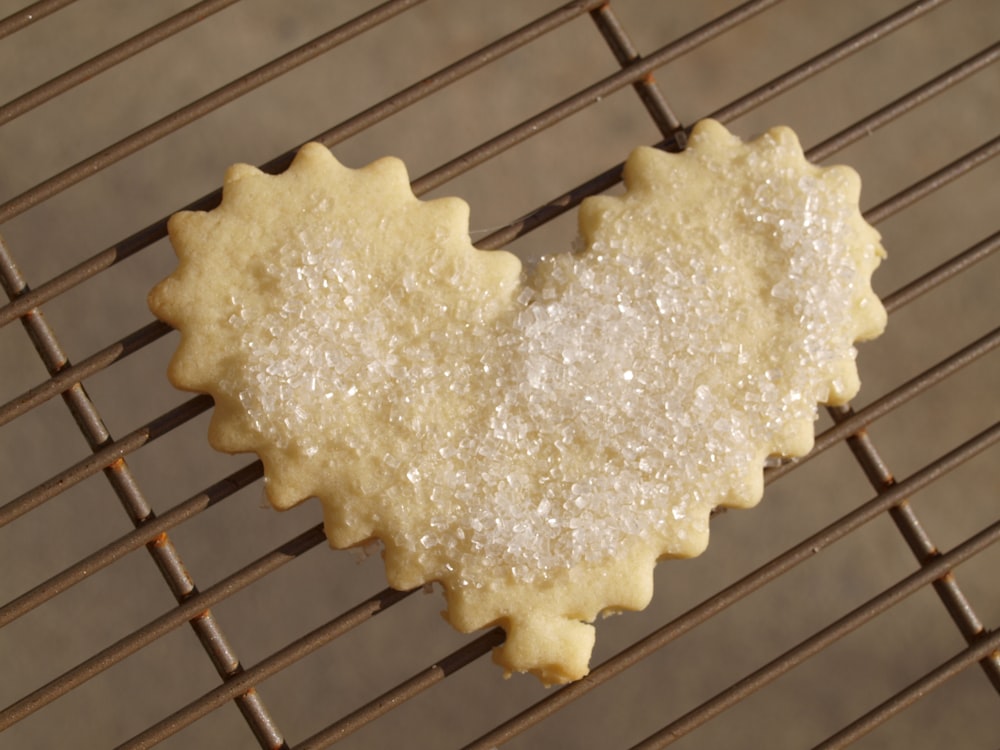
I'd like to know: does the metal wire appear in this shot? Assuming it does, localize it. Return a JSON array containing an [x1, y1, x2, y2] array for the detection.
[[0, 0, 240, 125], [814, 627, 1000, 749], [627, 513, 1000, 750], [0, 0, 426, 222], [464, 423, 1000, 750], [0, 246, 285, 746], [0, 0, 76, 40], [118, 586, 417, 750], [0, 459, 262, 628], [0, 522, 327, 733], [1, 0, 997, 747], [832, 405, 1000, 691], [0, 391, 213, 526], [0, 0, 608, 327]]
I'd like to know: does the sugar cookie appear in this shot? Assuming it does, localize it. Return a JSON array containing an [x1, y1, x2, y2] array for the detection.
[[149, 119, 886, 684]]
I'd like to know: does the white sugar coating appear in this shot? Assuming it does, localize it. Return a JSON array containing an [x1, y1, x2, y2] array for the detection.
[[209, 122, 884, 588]]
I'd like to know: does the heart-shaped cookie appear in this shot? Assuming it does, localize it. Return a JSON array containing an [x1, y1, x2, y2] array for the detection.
[[149, 119, 886, 684]]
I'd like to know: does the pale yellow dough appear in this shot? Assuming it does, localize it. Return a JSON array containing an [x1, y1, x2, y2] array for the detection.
[[149, 119, 885, 685]]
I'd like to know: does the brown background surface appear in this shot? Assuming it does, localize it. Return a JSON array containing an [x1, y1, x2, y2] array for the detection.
[[1, 1, 997, 748]]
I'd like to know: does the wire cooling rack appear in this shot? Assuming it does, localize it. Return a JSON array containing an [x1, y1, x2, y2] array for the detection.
[[1, 1, 997, 747]]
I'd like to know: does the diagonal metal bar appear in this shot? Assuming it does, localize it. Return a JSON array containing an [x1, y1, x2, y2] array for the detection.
[[708, 0, 952, 124], [474, 0, 959, 251], [411, 0, 783, 196], [0, 0, 606, 330], [881, 230, 999, 316], [0, 393, 212, 528], [424, 0, 954, 196], [0, 0, 76, 40], [0, 0, 426, 223], [764, 226, 1000, 485], [587, 1, 683, 138], [0, 461, 262, 628], [0, 319, 171, 427], [462, 424, 1000, 749], [0, 240, 283, 746], [116, 586, 416, 750], [813, 628, 1000, 749], [0, 523, 327, 732], [807, 41, 1000, 163], [628, 518, 1000, 748], [831, 404, 1000, 691], [864, 134, 1000, 225], [293, 628, 507, 750], [766, 325, 1000, 485], [0, 0, 241, 125]]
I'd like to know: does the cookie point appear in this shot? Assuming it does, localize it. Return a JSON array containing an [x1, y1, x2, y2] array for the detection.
[[359, 153, 416, 198], [760, 122, 804, 152], [223, 162, 262, 185], [494, 615, 594, 685], [821, 162, 864, 203], [295, 141, 333, 161], [687, 117, 742, 152]]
